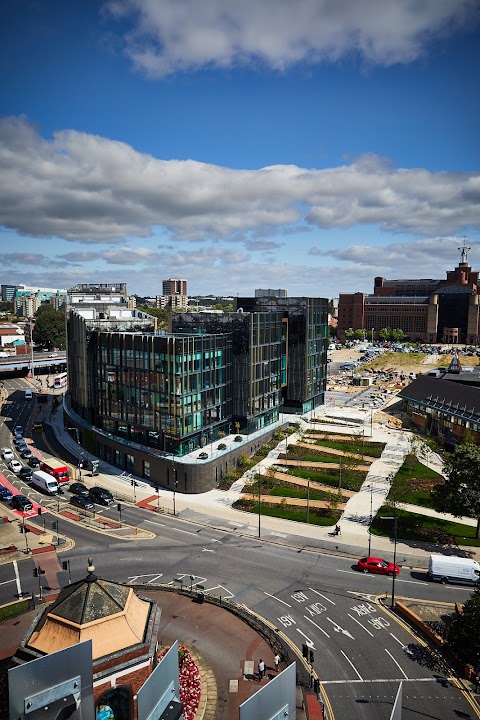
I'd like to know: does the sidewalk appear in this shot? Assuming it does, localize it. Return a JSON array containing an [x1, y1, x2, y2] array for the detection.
[[42, 399, 480, 567]]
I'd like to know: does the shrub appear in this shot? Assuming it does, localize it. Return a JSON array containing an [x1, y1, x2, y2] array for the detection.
[[234, 435, 243, 442], [198, 452, 208, 459], [217, 443, 227, 450]]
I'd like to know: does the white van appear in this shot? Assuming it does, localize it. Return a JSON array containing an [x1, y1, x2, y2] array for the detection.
[[31, 470, 59, 495], [25, 389, 33, 400], [428, 555, 480, 585]]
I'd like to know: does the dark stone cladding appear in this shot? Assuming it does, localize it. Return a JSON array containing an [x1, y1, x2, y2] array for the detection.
[[65, 411, 280, 494]]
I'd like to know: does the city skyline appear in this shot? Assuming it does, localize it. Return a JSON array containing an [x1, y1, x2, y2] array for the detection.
[[0, 0, 479, 298]]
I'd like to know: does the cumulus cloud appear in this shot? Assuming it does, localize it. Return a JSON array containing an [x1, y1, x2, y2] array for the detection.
[[0, 117, 479, 245], [104, 0, 479, 76], [58, 252, 102, 263], [0, 252, 52, 267]]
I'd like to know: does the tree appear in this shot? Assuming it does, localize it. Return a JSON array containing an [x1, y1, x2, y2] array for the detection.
[[354, 329, 366, 340], [432, 443, 480, 539], [390, 329, 405, 342], [32, 305, 66, 350], [344, 328, 355, 340], [447, 583, 480, 667], [379, 327, 391, 341]]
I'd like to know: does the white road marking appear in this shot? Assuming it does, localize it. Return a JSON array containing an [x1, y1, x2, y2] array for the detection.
[[269, 531, 287, 538], [340, 650, 363, 680], [321, 677, 437, 685], [395, 578, 428, 586], [385, 648, 409, 679], [390, 633, 406, 648], [297, 629, 316, 649], [229, 521, 243, 526], [144, 519, 196, 535], [202, 548, 215, 553], [348, 613, 374, 637], [0, 579, 15, 586], [347, 591, 377, 602], [337, 569, 368, 577], [304, 615, 330, 638], [309, 588, 335, 605], [326, 617, 354, 639], [13, 560, 21, 596], [264, 591, 292, 608]]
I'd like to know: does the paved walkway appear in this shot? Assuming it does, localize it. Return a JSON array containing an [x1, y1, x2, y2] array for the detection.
[[10, 394, 480, 568]]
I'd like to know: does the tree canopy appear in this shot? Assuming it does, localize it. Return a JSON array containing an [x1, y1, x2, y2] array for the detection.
[[32, 305, 66, 350], [447, 582, 480, 667], [432, 443, 480, 538]]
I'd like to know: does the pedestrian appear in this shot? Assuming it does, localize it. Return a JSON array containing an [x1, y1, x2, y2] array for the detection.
[[258, 659, 265, 680], [274, 654, 281, 672], [335, 524, 341, 536]]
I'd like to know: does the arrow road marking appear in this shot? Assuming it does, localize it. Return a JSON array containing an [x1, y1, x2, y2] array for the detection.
[[296, 629, 316, 650], [309, 588, 335, 605], [304, 615, 330, 638], [326, 617, 354, 639], [127, 573, 163, 583], [347, 591, 377, 602]]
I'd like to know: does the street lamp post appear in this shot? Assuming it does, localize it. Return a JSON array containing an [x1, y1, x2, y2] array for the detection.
[[379, 515, 398, 609], [258, 472, 262, 538], [307, 477, 310, 524], [367, 485, 374, 556], [172, 457, 177, 516]]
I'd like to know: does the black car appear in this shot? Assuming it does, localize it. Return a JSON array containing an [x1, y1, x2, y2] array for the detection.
[[11, 495, 33, 512], [89, 486, 114, 506], [70, 482, 90, 497], [28, 456, 41, 468], [70, 494, 94, 511], [19, 466, 33, 480], [0, 485, 14, 501], [20, 448, 33, 459], [14, 425, 23, 435]]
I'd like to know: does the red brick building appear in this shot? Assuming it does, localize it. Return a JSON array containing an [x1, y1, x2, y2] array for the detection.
[[338, 244, 480, 344]]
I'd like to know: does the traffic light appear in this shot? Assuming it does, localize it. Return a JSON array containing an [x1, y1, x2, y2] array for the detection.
[[313, 678, 320, 694], [51, 521, 57, 531], [18, 523, 24, 534], [33, 568, 38, 577], [117, 503, 121, 512], [37, 508, 42, 516], [309, 649, 314, 664], [62, 561, 68, 571], [302, 643, 309, 659]]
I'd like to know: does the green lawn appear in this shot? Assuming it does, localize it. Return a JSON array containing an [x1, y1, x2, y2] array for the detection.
[[396, 456, 442, 481], [282, 449, 340, 463], [314, 439, 385, 458], [268, 486, 345, 502], [286, 467, 365, 492], [371, 504, 480, 547], [233, 498, 340, 526]]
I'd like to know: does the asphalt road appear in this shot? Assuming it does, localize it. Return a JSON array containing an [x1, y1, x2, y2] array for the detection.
[[0, 379, 478, 720]]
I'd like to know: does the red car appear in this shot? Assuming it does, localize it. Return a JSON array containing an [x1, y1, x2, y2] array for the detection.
[[357, 557, 400, 576]]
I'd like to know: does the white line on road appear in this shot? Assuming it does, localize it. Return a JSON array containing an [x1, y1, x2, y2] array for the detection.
[[269, 532, 287, 538], [390, 633, 406, 648], [297, 629, 316, 649], [0, 579, 15, 586], [385, 648, 409, 679], [348, 613, 374, 637], [321, 677, 437, 685], [395, 578, 428, 586], [337, 569, 367, 577], [338, 569, 428, 587], [13, 560, 21, 596], [263, 591, 292, 607], [304, 615, 330, 638], [326, 617, 354, 639], [340, 650, 363, 681], [144, 520, 197, 536], [309, 588, 335, 605]]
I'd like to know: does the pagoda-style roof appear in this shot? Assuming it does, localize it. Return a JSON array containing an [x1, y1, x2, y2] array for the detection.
[[26, 565, 152, 661]]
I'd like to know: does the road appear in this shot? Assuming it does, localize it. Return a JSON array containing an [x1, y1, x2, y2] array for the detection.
[[1, 378, 478, 720]]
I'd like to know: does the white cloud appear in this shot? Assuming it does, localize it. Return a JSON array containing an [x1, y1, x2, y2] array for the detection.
[[104, 0, 479, 76], [1, 118, 479, 247]]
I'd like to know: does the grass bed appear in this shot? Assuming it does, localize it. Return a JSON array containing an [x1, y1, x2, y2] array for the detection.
[[287, 468, 365, 492], [396, 455, 443, 481], [233, 498, 341, 526], [313, 439, 384, 457], [371, 504, 480, 547], [281, 449, 339, 463]]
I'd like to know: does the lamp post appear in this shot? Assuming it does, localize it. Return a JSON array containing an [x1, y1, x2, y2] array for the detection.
[[367, 484, 374, 556], [379, 515, 398, 609], [258, 472, 262, 538], [306, 476, 310, 524], [172, 457, 177, 516]]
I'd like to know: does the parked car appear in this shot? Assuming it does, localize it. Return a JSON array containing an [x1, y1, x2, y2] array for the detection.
[[2, 448, 14, 462], [357, 557, 400, 576], [19, 466, 33, 480], [20, 448, 33, 459], [49, 353, 59, 358], [70, 482, 90, 497], [14, 437, 27, 449], [28, 456, 41, 468], [11, 495, 33, 512], [0, 485, 14, 501], [70, 494, 94, 511], [8, 460, 23, 473], [14, 425, 23, 435], [89, 486, 114, 506]]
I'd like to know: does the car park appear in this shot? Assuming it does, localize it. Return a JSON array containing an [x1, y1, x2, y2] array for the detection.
[[2, 448, 14, 462], [89, 486, 114, 506], [8, 460, 23, 473], [357, 556, 400, 576], [70, 494, 94, 511], [28, 456, 41, 468], [19, 466, 33, 480], [70, 482, 90, 497], [20, 448, 33, 459], [0, 485, 14, 501], [11, 495, 33, 512]]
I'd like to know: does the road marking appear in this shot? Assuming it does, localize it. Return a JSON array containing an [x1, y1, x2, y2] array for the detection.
[[321, 677, 437, 685], [0, 579, 15, 586], [395, 578, 428, 586], [296, 629, 315, 649], [340, 650, 363, 680], [144, 520, 197, 536], [385, 648, 408, 679], [326, 618, 354, 639], [304, 615, 330, 638], [337, 569, 368, 577], [202, 548, 215, 552], [127, 573, 164, 583], [229, 521, 243, 526], [347, 591, 377, 602], [390, 633, 406, 648], [309, 588, 335, 605], [348, 613, 374, 637], [270, 531, 287, 538], [264, 592, 292, 608], [13, 560, 21, 596]]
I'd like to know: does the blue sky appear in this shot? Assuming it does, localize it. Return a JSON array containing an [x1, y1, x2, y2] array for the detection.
[[1, 0, 479, 298]]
